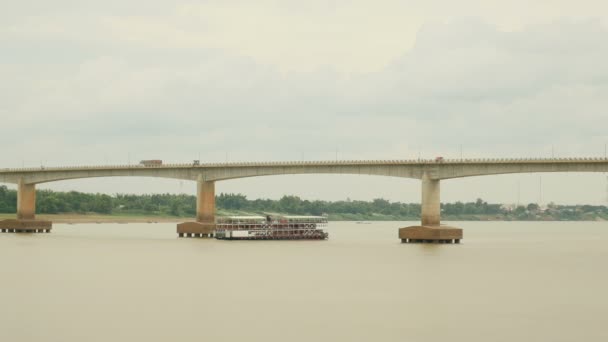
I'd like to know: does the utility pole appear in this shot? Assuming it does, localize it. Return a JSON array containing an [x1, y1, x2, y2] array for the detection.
[[460, 145, 463, 160], [605, 175, 608, 204], [517, 180, 521, 207], [539, 175, 543, 205], [605, 143, 608, 204], [551, 145, 554, 158]]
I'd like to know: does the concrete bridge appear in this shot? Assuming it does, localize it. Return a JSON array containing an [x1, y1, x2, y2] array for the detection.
[[1, 158, 608, 241]]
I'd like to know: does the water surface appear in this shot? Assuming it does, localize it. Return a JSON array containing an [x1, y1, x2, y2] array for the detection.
[[1, 221, 607, 341]]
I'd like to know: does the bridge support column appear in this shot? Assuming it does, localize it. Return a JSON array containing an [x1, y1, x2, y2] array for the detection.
[[399, 174, 462, 244], [17, 180, 36, 220], [196, 180, 215, 223], [0, 179, 52, 234], [176, 179, 216, 238], [421, 175, 440, 226]]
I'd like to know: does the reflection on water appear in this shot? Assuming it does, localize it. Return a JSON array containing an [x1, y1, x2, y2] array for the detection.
[[1, 221, 607, 342]]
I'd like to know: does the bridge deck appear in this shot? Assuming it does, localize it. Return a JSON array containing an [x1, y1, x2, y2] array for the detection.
[[2, 157, 608, 173]]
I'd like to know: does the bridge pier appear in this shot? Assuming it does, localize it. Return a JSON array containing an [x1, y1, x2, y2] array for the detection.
[[196, 180, 215, 223], [0, 219, 52, 234], [177, 179, 216, 238], [399, 174, 462, 244], [0, 179, 52, 234], [421, 176, 440, 226], [17, 180, 36, 220]]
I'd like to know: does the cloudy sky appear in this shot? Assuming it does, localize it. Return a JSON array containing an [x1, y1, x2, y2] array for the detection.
[[2, 0, 608, 204]]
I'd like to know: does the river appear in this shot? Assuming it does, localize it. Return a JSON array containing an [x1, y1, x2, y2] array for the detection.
[[1, 221, 607, 341]]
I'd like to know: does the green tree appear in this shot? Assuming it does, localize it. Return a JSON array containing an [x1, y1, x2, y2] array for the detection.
[[527, 203, 539, 212], [170, 200, 182, 216]]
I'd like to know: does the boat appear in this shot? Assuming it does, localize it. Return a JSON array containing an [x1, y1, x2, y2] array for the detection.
[[214, 215, 328, 240]]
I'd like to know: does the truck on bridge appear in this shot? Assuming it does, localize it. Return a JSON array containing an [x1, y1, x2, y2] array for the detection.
[[139, 160, 163, 167]]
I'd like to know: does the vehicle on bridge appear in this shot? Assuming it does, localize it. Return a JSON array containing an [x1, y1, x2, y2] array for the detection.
[[215, 215, 328, 240], [139, 160, 163, 167]]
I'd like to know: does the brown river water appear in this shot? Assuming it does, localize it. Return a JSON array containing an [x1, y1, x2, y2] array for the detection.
[[1, 221, 607, 342]]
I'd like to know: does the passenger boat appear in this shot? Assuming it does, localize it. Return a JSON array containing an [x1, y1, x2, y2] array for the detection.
[[214, 215, 328, 240]]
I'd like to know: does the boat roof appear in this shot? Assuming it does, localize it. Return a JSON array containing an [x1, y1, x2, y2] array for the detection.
[[280, 215, 326, 219], [220, 216, 265, 220], [218, 215, 327, 221]]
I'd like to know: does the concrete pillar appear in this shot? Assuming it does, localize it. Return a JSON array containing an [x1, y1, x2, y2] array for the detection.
[[17, 179, 36, 220], [421, 173, 440, 226], [196, 180, 215, 223]]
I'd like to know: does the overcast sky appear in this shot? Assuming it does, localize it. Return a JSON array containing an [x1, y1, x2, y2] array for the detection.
[[2, 1, 608, 204]]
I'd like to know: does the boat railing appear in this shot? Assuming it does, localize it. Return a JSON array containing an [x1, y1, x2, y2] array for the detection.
[[215, 220, 327, 230], [215, 223, 327, 230]]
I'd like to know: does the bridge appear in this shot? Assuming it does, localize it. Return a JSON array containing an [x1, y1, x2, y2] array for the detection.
[[2, 157, 608, 242]]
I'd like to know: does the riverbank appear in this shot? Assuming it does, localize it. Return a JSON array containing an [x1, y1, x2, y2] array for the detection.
[[0, 213, 183, 224], [1, 212, 606, 224], [2, 187, 607, 222]]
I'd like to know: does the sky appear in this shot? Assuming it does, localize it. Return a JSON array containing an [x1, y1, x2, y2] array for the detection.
[[2, 0, 608, 205]]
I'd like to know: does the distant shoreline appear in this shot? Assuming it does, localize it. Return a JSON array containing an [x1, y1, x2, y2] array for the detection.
[[2, 187, 606, 223], [0, 213, 605, 224], [0, 213, 183, 224]]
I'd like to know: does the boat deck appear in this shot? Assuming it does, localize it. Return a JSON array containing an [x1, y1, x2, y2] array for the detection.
[[215, 215, 329, 240]]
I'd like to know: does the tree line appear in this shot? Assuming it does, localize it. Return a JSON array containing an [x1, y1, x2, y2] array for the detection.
[[0, 185, 607, 220]]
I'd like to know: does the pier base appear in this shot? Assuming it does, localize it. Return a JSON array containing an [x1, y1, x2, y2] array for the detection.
[[177, 222, 215, 238], [399, 225, 462, 244], [0, 219, 52, 234]]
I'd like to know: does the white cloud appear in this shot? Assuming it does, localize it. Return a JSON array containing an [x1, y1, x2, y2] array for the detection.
[[2, 4, 608, 204]]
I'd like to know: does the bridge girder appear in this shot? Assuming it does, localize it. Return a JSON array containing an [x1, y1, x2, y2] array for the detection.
[[0, 159, 608, 185], [0, 164, 427, 185], [436, 161, 608, 179]]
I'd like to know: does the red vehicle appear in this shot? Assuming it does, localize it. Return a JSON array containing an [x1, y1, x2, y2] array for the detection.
[[139, 160, 163, 167], [435, 156, 444, 162]]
